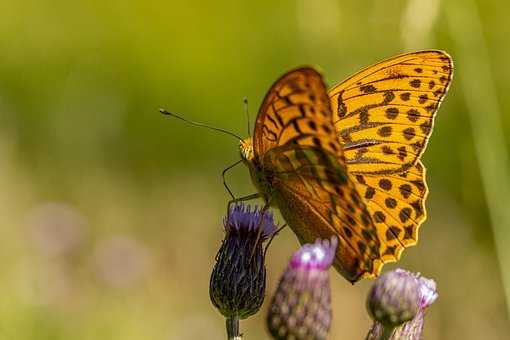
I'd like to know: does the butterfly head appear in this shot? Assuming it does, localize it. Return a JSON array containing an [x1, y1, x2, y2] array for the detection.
[[239, 138, 254, 162]]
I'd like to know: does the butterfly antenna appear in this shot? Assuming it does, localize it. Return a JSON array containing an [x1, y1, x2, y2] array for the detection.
[[159, 108, 243, 141], [243, 97, 251, 138]]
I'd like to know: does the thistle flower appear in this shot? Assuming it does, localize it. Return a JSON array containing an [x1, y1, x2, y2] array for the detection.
[[266, 237, 337, 340], [365, 269, 438, 340], [209, 204, 277, 338], [367, 269, 421, 328]]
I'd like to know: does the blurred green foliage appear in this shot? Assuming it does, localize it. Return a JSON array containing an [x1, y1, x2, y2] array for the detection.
[[0, 0, 508, 339]]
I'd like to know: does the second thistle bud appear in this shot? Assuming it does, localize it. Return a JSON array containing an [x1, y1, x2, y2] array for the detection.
[[366, 268, 421, 328], [267, 237, 338, 340], [209, 204, 276, 319], [365, 269, 439, 340]]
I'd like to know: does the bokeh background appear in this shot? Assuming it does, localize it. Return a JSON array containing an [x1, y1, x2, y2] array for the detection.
[[1, 0, 509, 339]]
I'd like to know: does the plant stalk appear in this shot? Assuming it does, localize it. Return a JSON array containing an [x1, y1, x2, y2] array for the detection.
[[226, 316, 242, 340]]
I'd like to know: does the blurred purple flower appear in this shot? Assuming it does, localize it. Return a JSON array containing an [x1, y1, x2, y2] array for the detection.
[[27, 203, 88, 258], [209, 204, 276, 320], [94, 235, 151, 288], [366, 269, 438, 340], [266, 237, 337, 340]]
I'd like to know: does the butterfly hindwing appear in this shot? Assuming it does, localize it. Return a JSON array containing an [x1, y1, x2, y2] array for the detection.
[[252, 68, 383, 281], [329, 50, 453, 174], [263, 145, 381, 281]]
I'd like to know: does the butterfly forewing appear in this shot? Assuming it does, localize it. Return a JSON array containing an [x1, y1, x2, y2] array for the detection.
[[254, 68, 339, 157], [329, 50, 453, 174]]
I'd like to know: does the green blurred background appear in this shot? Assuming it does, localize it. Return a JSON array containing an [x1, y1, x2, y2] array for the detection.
[[1, 0, 509, 339]]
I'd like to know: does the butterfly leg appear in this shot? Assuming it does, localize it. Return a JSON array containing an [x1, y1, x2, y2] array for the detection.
[[264, 223, 287, 258], [221, 160, 243, 200], [226, 192, 262, 224]]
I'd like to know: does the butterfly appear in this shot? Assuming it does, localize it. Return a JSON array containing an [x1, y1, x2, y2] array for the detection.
[[238, 50, 453, 282]]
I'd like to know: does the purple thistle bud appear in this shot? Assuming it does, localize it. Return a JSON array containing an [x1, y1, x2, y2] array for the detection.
[[365, 269, 438, 340], [209, 204, 277, 320], [266, 237, 337, 340], [367, 269, 421, 328]]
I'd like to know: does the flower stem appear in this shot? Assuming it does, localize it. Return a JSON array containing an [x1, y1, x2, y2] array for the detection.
[[380, 325, 395, 340], [365, 323, 395, 340], [226, 316, 242, 340]]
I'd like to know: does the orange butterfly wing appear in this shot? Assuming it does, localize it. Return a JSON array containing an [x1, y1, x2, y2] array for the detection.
[[254, 68, 338, 156], [329, 51, 452, 264], [329, 50, 453, 174], [251, 68, 382, 281]]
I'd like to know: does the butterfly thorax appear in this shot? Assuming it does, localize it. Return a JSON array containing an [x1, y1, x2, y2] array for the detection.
[[240, 138, 274, 204]]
